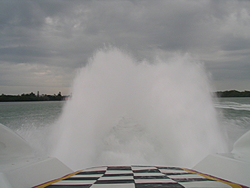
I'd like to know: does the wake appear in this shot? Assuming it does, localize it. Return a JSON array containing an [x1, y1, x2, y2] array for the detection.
[[50, 48, 227, 170]]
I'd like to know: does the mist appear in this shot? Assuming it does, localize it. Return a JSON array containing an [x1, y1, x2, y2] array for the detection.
[[49, 48, 227, 171]]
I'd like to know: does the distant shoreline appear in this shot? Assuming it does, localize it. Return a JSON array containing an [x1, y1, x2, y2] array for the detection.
[[215, 90, 250, 98], [0, 92, 70, 102], [0, 90, 250, 102]]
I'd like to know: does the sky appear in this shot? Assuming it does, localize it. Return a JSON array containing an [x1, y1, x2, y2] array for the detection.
[[0, 0, 250, 95]]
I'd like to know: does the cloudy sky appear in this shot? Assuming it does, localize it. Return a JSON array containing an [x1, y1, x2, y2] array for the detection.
[[0, 0, 249, 95]]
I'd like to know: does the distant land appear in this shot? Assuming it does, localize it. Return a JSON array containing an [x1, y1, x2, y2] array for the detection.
[[0, 92, 70, 102], [216, 90, 250, 97], [0, 90, 250, 102]]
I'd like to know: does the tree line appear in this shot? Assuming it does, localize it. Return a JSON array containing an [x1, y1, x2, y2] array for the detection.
[[0, 90, 249, 102], [216, 90, 250, 97], [0, 92, 68, 102]]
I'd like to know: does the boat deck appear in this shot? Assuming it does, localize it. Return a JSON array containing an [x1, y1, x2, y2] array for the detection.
[[34, 165, 245, 188]]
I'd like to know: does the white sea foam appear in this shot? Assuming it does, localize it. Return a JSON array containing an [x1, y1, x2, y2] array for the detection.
[[49, 48, 227, 171], [215, 102, 250, 111]]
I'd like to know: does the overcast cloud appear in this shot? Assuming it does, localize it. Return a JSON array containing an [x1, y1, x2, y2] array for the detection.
[[0, 0, 249, 94]]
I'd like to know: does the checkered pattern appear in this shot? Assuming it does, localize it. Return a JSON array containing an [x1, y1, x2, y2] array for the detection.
[[44, 166, 233, 188]]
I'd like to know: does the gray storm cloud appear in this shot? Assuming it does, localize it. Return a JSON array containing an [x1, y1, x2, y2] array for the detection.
[[0, 0, 249, 94]]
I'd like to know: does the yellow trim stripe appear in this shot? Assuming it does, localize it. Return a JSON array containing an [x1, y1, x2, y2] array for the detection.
[[33, 170, 83, 188], [34, 167, 244, 188], [182, 168, 242, 188]]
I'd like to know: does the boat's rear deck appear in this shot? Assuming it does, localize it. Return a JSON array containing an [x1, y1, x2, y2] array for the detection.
[[34, 165, 244, 188]]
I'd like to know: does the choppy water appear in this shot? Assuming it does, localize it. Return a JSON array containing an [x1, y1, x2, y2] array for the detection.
[[1, 96, 250, 170], [1, 98, 249, 151], [0, 101, 64, 155], [215, 97, 250, 149], [0, 101, 63, 129]]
